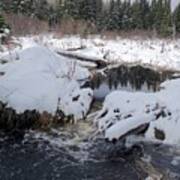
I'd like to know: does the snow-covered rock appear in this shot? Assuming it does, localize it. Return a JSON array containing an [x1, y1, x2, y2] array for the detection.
[[96, 79, 180, 145], [0, 45, 93, 120]]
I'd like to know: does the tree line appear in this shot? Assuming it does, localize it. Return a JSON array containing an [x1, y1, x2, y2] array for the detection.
[[56, 0, 180, 36], [0, 0, 180, 36]]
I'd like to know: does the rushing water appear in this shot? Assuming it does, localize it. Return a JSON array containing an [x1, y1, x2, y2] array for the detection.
[[0, 65, 179, 180], [0, 122, 180, 180], [0, 123, 141, 180]]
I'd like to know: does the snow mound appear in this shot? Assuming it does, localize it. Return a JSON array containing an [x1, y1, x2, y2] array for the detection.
[[0, 45, 93, 120], [96, 79, 180, 145]]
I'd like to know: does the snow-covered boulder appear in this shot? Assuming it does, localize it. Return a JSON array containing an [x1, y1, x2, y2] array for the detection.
[[95, 91, 160, 140], [96, 79, 180, 145], [146, 79, 180, 144], [0, 45, 93, 121]]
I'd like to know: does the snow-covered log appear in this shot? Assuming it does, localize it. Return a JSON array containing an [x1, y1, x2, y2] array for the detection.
[[57, 50, 108, 69]]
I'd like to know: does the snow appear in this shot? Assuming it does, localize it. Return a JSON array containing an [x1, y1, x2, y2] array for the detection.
[[41, 35, 180, 71], [2, 35, 180, 71], [96, 79, 180, 145], [0, 44, 93, 120], [0, 28, 10, 40], [105, 113, 155, 140], [1, 34, 180, 144]]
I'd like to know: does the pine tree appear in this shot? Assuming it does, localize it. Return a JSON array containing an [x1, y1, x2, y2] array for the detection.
[[159, 0, 172, 36], [116, 0, 124, 30], [0, 15, 5, 31], [131, 0, 143, 29], [174, 3, 180, 33], [106, 0, 120, 30], [0, 14, 9, 35], [121, 0, 132, 30], [57, 0, 65, 22], [151, 0, 162, 31], [95, 0, 104, 32], [140, 0, 151, 29], [64, 0, 79, 19], [82, 0, 97, 22], [0, 1, 3, 12]]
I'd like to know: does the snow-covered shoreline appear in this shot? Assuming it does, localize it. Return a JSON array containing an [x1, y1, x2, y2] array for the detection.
[[41, 35, 180, 72], [1, 34, 180, 145], [2, 35, 180, 71], [96, 78, 180, 145]]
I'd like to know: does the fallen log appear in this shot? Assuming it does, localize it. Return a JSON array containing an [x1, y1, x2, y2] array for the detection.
[[57, 50, 108, 69]]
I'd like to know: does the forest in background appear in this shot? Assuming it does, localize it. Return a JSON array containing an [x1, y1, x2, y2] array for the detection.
[[0, 0, 180, 37]]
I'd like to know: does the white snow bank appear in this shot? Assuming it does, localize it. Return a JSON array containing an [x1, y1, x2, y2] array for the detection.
[[42, 35, 180, 71], [96, 79, 180, 145], [2, 35, 180, 71], [0, 45, 93, 120]]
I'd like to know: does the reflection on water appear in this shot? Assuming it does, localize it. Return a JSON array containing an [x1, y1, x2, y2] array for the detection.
[[89, 65, 172, 100]]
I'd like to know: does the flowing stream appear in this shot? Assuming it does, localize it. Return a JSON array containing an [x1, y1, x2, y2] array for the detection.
[[0, 65, 180, 180]]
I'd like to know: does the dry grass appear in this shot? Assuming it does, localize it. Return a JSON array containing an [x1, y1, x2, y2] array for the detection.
[[100, 29, 160, 40], [52, 19, 97, 38], [3, 13, 179, 40], [3, 13, 49, 36]]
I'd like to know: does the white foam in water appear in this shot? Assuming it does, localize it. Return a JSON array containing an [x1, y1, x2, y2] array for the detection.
[[24, 120, 96, 162]]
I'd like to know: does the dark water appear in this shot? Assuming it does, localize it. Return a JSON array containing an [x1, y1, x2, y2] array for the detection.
[[0, 129, 141, 180], [0, 129, 180, 180], [88, 65, 173, 100]]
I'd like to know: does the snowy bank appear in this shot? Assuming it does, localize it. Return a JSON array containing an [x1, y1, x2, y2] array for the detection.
[[0, 45, 93, 120], [43, 35, 180, 71], [2, 35, 180, 71], [96, 79, 180, 145]]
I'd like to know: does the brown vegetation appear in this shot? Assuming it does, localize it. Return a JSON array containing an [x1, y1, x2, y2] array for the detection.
[[3, 12, 179, 41], [3, 13, 49, 36]]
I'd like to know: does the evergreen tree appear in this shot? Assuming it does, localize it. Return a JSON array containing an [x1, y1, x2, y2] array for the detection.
[[130, 0, 143, 29], [140, 0, 151, 29], [121, 0, 132, 30], [151, 0, 162, 31], [0, 15, 5, 31], [106, 0, 120, 30], [56, 0, 65, 22], [116, 0, 124, 30], [64, 0, 80, 19], [159, 0, 172, 36], [81, 0, 97, 22], [95, 0, 104, 31], [0, 14, 10, 36], [174, 3, 180, 33]]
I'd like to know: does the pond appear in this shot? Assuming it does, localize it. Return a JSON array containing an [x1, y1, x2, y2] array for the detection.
[[87, 65, 173, 100]]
